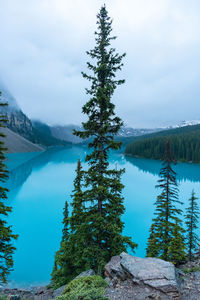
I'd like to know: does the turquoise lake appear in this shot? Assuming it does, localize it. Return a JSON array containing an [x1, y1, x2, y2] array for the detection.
[[5, 146, 200, 287]]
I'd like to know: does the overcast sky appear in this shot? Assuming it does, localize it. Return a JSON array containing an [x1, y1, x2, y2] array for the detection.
[[0, 0, 200, 128]]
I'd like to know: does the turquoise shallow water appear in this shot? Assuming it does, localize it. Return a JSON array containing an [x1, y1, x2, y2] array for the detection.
[[5, 146, 200, 287]]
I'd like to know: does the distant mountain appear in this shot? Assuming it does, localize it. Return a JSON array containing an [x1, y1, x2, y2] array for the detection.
[[0, 84, 70, 151], [118, 126, 161, 137], [0, 84, 35, 140], [32, 121, 70, 147], [118, 120, 200, 139], [165, 120, 200, 129], [1, 128, 44, 153], [35, 121, 200, 145], [2, 81, 200, 154], [50, 124, 82, 143], [125, 124, 200, 163], [50, 124, 162, 144]]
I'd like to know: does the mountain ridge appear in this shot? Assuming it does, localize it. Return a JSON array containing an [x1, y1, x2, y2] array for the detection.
[[0, 84, 70, 151]]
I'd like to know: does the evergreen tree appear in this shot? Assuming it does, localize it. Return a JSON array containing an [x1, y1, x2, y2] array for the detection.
[[125, 127, 200, 163], [168, 218, 186, 265], [146, 139, 185, 263], [185, 190, 199, 261], [73, 5, 137, 274], [51, 201, 74, 289], [69, 159, 84, 233], [146, 224, 159, 258], [0, 92, 18, 283], [67, 159, 86, 275], [51, 160, 84, 288]]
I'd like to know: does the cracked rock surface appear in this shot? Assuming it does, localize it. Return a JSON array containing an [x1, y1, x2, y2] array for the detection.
[[105, 252, 181, 300]]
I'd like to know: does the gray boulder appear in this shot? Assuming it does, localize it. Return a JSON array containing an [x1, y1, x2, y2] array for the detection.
[[52, 284, 67, 298], [33, 286, 54, 300], [105, 252, 181, 300], [75, 269, 95, 279]]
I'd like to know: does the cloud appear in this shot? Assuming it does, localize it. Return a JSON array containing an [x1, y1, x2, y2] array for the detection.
[[0, 0, 200, 127]]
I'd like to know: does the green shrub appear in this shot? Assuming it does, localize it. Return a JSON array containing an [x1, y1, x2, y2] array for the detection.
[[182, 266, 200, 273], [56, 275, 109, 300]]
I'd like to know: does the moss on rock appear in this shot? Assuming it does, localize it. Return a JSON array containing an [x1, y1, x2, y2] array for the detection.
[[56, 275, 109, 300]]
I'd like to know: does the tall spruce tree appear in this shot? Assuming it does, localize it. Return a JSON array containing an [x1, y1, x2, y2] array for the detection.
[[51, 160, 84, 288], [0, 92, 18, 283], [185, 190, 199, 261], [51, 201, 74, 289], [73, 5, 137, 274], [67, 159, 86, 275], [146, 139, 186, 263]]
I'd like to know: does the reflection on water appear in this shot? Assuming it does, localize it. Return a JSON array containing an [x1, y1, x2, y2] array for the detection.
[[7, 146, 86, 189], [5, 147, 200, 287], [126, 156, 200, 183], [7, 148, 200, 194]]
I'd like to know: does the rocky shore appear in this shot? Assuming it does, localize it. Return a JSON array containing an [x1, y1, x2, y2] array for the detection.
[[1, 253, 200, 300]]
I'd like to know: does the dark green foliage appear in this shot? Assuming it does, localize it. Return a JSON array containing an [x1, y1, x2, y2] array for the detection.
[[52, 5, 137, 287], [185, 190, 199, 261], [72, 5, 137, 274], [51, 200, 75, 289], [125, 125, 200, 163], [51, 160, 84, 288], [67, 159, 87, 275], [69, 160, 85, 232], [146, 224, 159, 258], [168, 218, 186, 265], [182, 266, 200, 273], [0, 92, 18, 283], [56, 275, 109, 300], [146, 140, 186, 264]]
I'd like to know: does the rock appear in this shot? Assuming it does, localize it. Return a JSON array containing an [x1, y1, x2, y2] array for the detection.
[[75, 269, 95, 279], [10, 296, 21, 300], [105, 252, 181, 300], [33, 286, 54, 300], [0, 288, 34, 299], [52, 284, 67, 298], [193, 271, 200, 279], [179, 270, 200, 299], [0, 285, 64, 300], [105, 255, 126, 281]]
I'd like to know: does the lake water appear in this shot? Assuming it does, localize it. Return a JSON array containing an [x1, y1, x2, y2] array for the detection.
[[5, 146, 200, 287]]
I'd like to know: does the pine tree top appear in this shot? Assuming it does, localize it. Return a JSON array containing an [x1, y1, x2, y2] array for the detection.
[[74, 4, 125, 145]]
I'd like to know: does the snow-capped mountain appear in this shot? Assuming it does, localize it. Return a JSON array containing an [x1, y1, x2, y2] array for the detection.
[[117, 126, 161, 137], [166, 120, 200, 129], [50, 125, 162, 143]]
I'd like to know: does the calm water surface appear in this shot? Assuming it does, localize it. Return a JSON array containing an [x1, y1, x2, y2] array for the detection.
[[5, 146, 200, 287]]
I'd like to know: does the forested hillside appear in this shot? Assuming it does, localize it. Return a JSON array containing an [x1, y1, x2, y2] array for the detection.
[[125, 124, 200, 163], [31, 121, 70, 147]]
